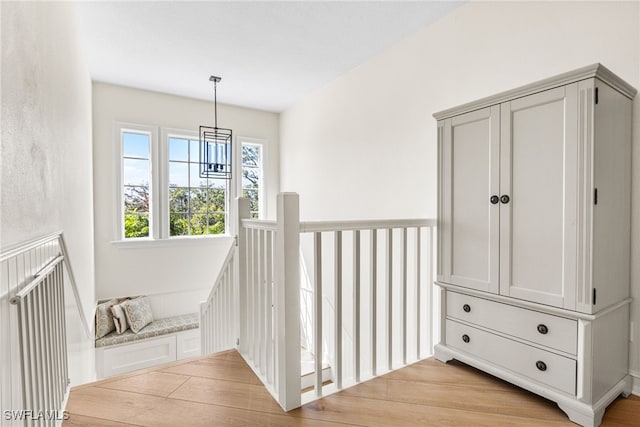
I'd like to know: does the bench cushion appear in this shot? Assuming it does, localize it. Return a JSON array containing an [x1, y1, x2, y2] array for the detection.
[[95, 313, 199, 348]]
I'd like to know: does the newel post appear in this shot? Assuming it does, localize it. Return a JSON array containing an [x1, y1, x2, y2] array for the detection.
[[236, 197, 250, 354], [275, 193, 302, 410]]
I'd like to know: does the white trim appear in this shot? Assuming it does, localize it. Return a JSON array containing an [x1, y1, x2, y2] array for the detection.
[[111, 233, 233, 249], [237, 136, 267, 219], [630, 370, 640, 396], [113, 121, 159, 240]]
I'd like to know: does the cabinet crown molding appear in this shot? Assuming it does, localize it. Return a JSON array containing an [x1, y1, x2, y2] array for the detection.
[[433, 63, 637, 120]]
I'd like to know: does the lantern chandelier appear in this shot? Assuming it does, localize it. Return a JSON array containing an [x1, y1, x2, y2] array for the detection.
[[199, 75, 232, 179]]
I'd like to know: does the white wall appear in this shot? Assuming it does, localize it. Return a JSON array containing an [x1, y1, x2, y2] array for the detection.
[[1, 2, 96, 385], [92, 83, 279, 306], [280, 1, 640, 379]]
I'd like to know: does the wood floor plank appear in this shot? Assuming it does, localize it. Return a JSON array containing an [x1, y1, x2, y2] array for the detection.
[[600, 395, 640, 426], [169, 374, 292, 415], [161, 358, 261, 385], [337, 378, 388, 400], [207, 349, 247, 363], [382, 358, 516, 391], [64, 413, 140, 427], [65, 387, 165, 423], [293, 394, 572, 427], [97, 371, 190, 397], [126, 396, 359, 427], [371, 377, 566, 421], [336, 368, 569, 423]]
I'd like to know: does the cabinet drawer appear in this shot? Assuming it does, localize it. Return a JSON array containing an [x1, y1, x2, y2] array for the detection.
[[102, 335, 176, 377], [446, 319, 576, 395], [447, 291, 577, 355]]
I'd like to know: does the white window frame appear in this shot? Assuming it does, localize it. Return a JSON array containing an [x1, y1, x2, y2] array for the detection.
[[114, 122, 241, 244], [236, 136, 267, 220], [162, 128, 236, 238], [114, 122, 159, 241]]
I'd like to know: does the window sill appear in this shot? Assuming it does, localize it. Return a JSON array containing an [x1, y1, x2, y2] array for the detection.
[[111, 234, 233, 249]]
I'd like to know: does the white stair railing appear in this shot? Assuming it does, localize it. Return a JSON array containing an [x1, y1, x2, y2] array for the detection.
[[199, 194, 436, 411], [199, 242, 237, 355], [0, 231, 90, 427], [237, 194, 301, 411], [299, 217, 436, 402]]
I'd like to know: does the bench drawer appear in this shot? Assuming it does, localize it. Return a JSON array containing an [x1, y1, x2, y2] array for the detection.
[[446, 291, 577, 355], [102, 335, 176, 377], [446, 319, 576, 395], [177, 329, 201, 360]]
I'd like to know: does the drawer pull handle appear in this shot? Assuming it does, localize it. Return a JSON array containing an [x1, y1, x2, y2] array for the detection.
[[537, 324, 548, 334], [463, 304, 471, 313], [536, 361, 547, 372], [462, 334, 470, 343]]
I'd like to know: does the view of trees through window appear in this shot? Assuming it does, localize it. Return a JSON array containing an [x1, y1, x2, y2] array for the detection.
[[241, 143, 261, 219], [122, 131, 263, 238], [123, 132, 151, 238], [168, 137, 226, 236]]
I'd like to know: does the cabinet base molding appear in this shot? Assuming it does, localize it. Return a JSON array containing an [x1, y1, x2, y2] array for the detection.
[[434, 344, 631, 427]]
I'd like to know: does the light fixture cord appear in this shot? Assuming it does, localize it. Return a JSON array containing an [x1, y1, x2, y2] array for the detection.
[[214, 80, 218, 129]]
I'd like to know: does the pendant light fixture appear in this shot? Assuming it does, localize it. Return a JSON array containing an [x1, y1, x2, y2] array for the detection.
[[199, 75, 232, 179]]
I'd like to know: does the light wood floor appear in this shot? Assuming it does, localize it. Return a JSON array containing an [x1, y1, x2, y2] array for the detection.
[[65, 350, 639, 426]]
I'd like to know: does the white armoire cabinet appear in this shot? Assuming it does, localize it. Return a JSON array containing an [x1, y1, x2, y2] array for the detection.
[[434, 64, 635, 427]]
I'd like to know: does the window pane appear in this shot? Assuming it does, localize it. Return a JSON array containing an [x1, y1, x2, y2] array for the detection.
[[123, 159, 150, 186], [123, 132, 149, 159], [190, 164, 208, 188], [242, 168, 259, 188], [167, 138, 228, 237], [189, 212, 208, 235], [169, 187, 189, 212], [124, 214, 149, 238], [207, 188, 226, 212], [189, 139, 200, 161], [169, 162, 189, 187], [169, 213, 189, 236], [241, 142, 263, 219], [124, 185, 150, 213], [208, 213, 225, 234], [243, 188, 259, 215], [169, 137, 188, 162], [242, 145, 260, 167], [189, 187, 207, 213]]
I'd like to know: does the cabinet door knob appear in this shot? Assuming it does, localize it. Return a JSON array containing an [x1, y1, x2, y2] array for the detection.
[[537, 324, 548, 334], [536, 361, 547, 371], [463, 304, 471, 313], [490, 195, 499, 204], [500, 195, 510, 204], [462, 334, 470, 343]]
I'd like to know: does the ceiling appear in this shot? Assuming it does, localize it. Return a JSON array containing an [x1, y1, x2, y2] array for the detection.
[[76, 1, 462, 112]]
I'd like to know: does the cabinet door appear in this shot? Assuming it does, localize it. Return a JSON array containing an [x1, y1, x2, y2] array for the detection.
[[439, 106, 500, 293], [499, 85, 577, 309]]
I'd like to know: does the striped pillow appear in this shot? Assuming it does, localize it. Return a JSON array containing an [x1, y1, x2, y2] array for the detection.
[[111, 301, 130, 334]]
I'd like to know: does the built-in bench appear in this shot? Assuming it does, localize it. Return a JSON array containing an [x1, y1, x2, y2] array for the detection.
[[95, 313, 201, 378]]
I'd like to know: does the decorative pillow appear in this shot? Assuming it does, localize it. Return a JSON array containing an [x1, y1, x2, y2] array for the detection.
[[95, 298, 119, 339], [111, 301, 130, 334], [124, 296, 154, 333]]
